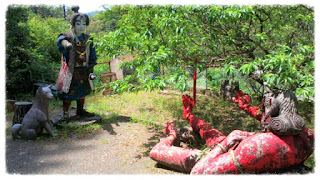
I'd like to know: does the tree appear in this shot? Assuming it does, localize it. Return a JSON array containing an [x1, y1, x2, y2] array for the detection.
[[6, 5, 33, 98], [92, 5, 314, 98], [6, 5, 70, 99], [87, 5, 128, 34], [29, 5, 65, 18]]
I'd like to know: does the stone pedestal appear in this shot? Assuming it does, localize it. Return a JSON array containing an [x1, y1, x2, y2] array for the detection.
[[51, 108, 101, 126]]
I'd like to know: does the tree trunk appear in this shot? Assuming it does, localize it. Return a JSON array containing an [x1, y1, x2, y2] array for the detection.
[[12, 102, 32, 125]]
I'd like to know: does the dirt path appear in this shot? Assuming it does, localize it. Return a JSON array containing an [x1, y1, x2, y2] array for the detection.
[[6, 118, 182, 175]]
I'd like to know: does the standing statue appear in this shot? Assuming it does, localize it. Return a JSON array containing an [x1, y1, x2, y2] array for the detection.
[[11, 86, 56, 140], [220, 79, 229, 99], [55, 6, 97, 120], [149, 93, 314, 174]]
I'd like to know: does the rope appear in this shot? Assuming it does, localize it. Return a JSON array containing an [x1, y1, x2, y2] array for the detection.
[[217, 143, 227, 153], [230, 150, 243, 173]]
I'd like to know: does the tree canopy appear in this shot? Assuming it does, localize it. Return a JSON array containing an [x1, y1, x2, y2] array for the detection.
[[5, 5, 314, 100], [6, 5, 70, 98], [93, 5, 314, 98]]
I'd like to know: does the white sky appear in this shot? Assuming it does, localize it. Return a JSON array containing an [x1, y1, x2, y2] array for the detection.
[[4, 0, 319, 14], [69, 3, 106, 13]]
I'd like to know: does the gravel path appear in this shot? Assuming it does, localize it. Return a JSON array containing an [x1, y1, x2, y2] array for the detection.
[[6, 119, 182, 175]]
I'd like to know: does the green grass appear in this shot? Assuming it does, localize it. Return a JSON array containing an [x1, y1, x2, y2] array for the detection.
[[86, 90, 183, 128]]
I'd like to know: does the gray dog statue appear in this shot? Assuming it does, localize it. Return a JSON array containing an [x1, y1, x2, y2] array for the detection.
[[12, 85, 57, 140]]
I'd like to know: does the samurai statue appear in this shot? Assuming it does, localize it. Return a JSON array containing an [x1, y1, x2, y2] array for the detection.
[[56, 6, 97, 120]]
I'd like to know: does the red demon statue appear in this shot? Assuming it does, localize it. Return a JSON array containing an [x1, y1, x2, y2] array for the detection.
[[149, 90, 314, 174]]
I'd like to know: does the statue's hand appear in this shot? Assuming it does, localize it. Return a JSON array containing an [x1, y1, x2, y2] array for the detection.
[[262, 120, 269, 132], [61, 40, 73, 50], [232, 91, 241, 104], [226, 130, 255, 148], [182, 94, 193, 118]]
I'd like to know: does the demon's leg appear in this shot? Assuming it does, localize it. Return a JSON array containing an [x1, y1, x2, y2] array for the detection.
[[182, 95, 226, 147], [149, 122, 202, 173], [187, 114, 226, 147], [191, 151, 239, 174]]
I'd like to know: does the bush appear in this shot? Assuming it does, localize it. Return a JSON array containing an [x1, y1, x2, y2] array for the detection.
[[28, 14, 69, 84]]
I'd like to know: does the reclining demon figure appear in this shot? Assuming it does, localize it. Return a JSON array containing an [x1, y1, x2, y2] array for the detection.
[[149, 90, 314, 174]]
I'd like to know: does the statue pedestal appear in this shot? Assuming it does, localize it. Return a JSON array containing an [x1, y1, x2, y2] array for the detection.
[[51, 108, 101, 126], [67, 115, 101, 125]]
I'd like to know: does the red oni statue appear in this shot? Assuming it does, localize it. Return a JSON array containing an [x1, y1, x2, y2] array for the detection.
[[149, 91, 314, 174]]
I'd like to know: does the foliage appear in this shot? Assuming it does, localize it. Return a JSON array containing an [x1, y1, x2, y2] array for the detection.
[[27, 14, 69, 82], [6, 4, 314, 100], [92, 5, 314, 99], [29, 5, 66, 18], [6, 5, 70, 99], [87, 5, 127, 34], [6, 6, 34, 98], [261, 44, 314, 98], [232, 5, 314, 98]]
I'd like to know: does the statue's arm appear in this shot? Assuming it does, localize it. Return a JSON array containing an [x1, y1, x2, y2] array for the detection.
[[56, 34, 72, 55], [232, 90, 263, 121]]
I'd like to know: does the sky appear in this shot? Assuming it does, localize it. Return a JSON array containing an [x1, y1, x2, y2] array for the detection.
[[69, 3, 105, 13], [57, 0, 319, 14], [4, 0, 319, 14]]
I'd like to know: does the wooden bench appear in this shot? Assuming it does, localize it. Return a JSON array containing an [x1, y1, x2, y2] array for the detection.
[[29, 71, 57, 95]]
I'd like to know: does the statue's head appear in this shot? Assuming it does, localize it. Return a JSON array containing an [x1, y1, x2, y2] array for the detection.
[[70, 6, 89, 37]]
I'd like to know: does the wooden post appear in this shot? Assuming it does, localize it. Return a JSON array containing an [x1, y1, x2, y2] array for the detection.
[[205, 63, 208, 90], [63, 5, 66, 20], [193, 60, 197, 107], [12, 102, 32, 125]]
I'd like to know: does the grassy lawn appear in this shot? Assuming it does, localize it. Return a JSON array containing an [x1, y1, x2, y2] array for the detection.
[[86, 90, 183, 128]]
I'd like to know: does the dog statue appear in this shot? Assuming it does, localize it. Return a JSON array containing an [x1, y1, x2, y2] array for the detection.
[[12, 85, 56, 140]]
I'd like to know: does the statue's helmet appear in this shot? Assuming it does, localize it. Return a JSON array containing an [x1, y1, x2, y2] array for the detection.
[[69, 6, 89, 27]]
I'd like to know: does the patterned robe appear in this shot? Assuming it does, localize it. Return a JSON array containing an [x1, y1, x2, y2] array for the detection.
[[56, 32, 97, 100]]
